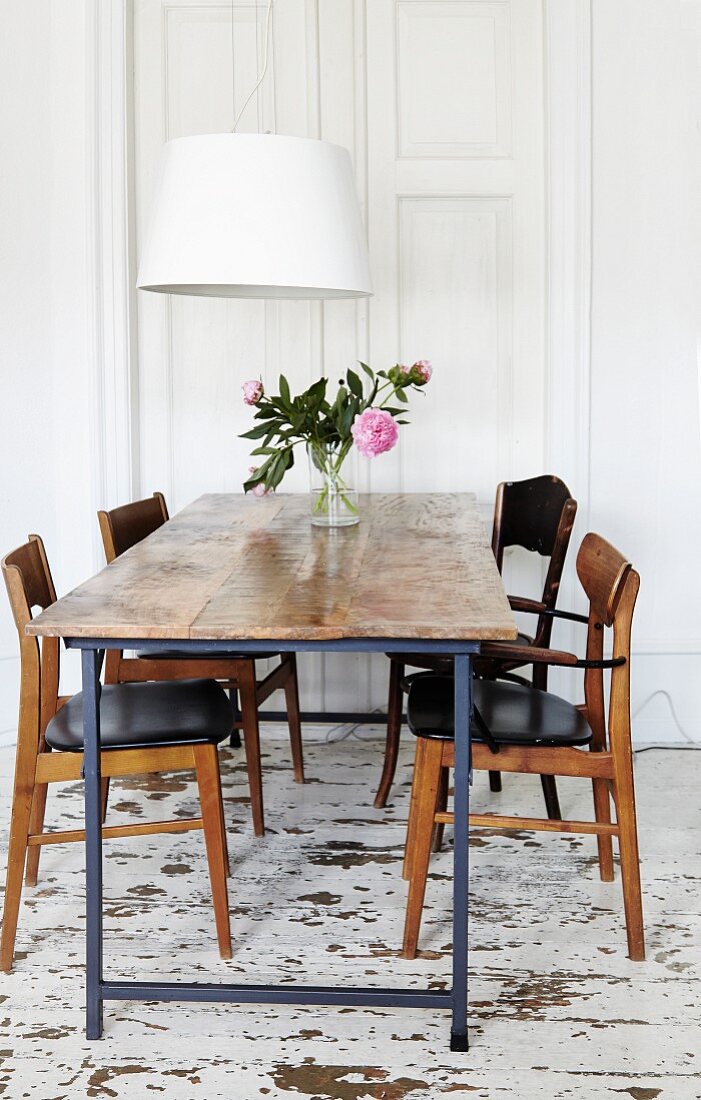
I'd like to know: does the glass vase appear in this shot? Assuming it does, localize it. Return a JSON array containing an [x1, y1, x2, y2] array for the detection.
[[307, 441, 359, 527]]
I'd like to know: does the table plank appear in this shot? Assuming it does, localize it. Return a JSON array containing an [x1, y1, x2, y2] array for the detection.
[[28, 493, 517, 642]]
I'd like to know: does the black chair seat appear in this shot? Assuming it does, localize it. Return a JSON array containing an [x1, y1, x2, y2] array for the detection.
[[135, 649, 277, 662], [407, 674, 592, 747], [46, 679, 234, 752], [390, 635, 534, 677]]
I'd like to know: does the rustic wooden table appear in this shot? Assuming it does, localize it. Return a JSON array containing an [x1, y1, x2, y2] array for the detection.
[[29, 492, 516, 1048]]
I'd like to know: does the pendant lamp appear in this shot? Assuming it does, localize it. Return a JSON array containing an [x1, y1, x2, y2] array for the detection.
[[136, 132, 372, 300]]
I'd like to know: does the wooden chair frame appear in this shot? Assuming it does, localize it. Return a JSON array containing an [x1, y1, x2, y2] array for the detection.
[[0, 535, 231, 972], [401, 533, 644, 964], [97, 492, 304, 837], [375, 475, 577, 811]]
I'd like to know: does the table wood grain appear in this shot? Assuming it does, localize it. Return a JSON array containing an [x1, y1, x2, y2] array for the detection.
[[28, 493, 517, 643]]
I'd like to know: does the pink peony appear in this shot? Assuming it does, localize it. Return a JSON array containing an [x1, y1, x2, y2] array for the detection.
[[248, 466, 270, 497], [242, 379, 264, 405], [412, 359, 432, 384], [351, 408, 399, 458]]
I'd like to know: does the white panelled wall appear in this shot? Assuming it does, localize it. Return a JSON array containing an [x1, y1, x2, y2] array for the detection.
[[0, 0, 699, 743], [0, 1, 118, 744], [589, 0, 701, 741], [132, 0, 547, 711]]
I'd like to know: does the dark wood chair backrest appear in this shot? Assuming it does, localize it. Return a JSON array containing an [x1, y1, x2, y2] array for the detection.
[[98, 491, 169, 563], [2, 535, 59, 747], [491, 475, 577, 650]]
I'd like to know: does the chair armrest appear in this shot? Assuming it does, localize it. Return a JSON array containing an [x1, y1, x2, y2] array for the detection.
[[507, 596, 589, 625], [481, 642, 579, 667], [480, 642, 625, 672], [508, 595, 547, 615]]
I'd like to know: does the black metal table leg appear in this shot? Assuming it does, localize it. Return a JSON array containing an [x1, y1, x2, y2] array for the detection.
[[82, 647, 104, 1040], [450, 653, 471, 1051], [69, 635, 478, 1047]]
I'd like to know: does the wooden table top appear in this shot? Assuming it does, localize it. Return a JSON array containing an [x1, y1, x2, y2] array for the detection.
[[28, 493, 517, 643]]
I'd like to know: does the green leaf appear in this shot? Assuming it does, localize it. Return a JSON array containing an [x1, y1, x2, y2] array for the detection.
[[395, 388, 409, 403], [359, 361, 374, 380], [254, 453, 276, 475], [279, 374, 291, 407], [244, 452, 276, 492], [268, 449, 292, 491], [268, 396, 291, 415], [307, 377, 328, 401], [346, 368, 363, 398], [240, 423, 273, 440]]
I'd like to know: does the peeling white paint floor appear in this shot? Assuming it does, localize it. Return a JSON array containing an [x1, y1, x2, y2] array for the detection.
[[0, 728, 699, 1099]]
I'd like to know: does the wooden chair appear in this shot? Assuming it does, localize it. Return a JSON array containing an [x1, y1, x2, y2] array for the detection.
[[401, 532, 644, 963], [97, 492, 304, 837], [1, 535, 233, 971], [374, 475, 577, 815]]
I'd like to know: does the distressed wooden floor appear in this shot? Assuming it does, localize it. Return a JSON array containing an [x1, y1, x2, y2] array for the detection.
[[0, 729, 699, 1099]]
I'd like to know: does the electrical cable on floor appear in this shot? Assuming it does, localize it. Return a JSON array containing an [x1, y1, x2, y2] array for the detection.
[[632, 689, 701, 753], [324, 707, 387, 744]]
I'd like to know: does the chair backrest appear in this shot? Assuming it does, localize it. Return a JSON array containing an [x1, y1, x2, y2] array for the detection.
[[491, 474, 577, 648], [98, 491, 169, 562], [2, 535, 59, 748], [576, 532, 640, 751]]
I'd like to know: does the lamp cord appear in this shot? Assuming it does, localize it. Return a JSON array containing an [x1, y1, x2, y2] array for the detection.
[[232, 0, 274, 133]]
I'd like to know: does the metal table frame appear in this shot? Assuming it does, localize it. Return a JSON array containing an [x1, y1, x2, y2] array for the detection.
[[71, 635, 475, 1050]]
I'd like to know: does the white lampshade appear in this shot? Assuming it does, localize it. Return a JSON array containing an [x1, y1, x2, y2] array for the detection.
[[136, 133, 372, 300]]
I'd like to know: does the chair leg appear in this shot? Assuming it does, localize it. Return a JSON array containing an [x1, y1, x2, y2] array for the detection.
[[100, 777, 110, 824], [228, 688, 242, 749], [193, 744, 232, 960], [214, 750, 231, 878], [488, 771, 502, 792], [592, 777, 614, 881], [283, 654, 305, 783], [402, 738, 444, 960], [374, 660, 404, 809], [613, 750, 645, 961], [432, 766, 449, 853], [402, 738, 422, 882], [24, 779, 49, 887], [238, 663, 265, 837], [0, 769, 35, 972], [540, 774, 561, 819]]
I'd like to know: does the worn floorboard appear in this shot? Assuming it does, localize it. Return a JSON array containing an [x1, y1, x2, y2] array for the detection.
[[0, 730, 698, 1099]]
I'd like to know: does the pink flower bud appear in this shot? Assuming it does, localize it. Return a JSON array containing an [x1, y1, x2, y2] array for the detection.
[[242, 379, 264, 405], [412, 360, 432, 384], [248, 466, 271, 497]]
